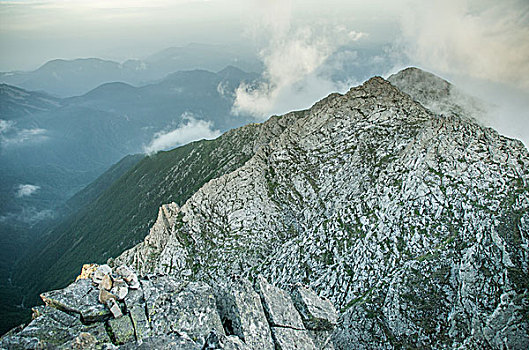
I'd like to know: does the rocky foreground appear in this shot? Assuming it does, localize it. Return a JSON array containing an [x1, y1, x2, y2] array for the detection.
[[0, 264, 337, 349]]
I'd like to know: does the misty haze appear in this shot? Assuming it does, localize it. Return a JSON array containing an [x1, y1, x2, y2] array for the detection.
[[0, 0, 528, 348]]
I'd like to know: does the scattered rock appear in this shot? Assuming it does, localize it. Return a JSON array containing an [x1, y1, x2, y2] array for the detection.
[[116, 266, 135, 282], [6, 271, 338, 349], [115, 265, 141, 290], [111, 279, 129, 300], [290, 284, 338, 331], [93, 264, 113, 284], [99, 289, 118, 304]]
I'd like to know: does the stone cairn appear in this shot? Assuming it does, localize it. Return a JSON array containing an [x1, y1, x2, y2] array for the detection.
[[89, 264, 140, 318]]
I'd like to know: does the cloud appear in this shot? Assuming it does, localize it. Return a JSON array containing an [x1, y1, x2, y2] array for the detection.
[[0, 123, 48, 147], [143, 113, 221, 155], [232, 2, 366, 119], [0, 119, 15, 133], [390, 0, 529, 147], [16, 184, 40, 198], [0, 207, 54, 225], [397, 0, 529, 91]]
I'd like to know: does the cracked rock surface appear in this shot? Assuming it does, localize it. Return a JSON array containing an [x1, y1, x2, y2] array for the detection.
[[1, 269, 334, 349]]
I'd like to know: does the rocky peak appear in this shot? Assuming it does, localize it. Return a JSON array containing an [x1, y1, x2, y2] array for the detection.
[[388, 66, 487, 120], [3, 69, 528, 349]]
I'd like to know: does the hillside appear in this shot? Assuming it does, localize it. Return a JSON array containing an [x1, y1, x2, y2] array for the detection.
[[0, 66, 259, 334]]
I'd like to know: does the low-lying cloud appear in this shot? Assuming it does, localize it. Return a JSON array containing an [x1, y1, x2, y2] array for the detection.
[[397, 0, 529, 92], [0, 119, 48, 148], [16, 184, 40, 198], [143, 114, 221, 155], [0, 119, 14, 133], [232, 2, 365, 119], [0, 207, 54, 225]]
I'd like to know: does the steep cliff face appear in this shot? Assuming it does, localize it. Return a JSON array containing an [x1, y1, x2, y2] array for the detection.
[[114, 71, 529, 348]]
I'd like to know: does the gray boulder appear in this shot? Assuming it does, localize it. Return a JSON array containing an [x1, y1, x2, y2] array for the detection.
[[143, 276, 225, 344], [215, 277, 274, 350], [255, 276, 317, 349], [290, 284, 338, 331], [40, 278, 112, 323], [255, 276, 305, 329], [0, 306, 110, 349]]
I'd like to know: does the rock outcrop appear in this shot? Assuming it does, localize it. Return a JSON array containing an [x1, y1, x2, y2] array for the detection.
[[0, 265, 337, 349]]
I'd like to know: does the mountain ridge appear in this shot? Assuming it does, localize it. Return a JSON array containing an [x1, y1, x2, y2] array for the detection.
[[1, 44, 262, 97]]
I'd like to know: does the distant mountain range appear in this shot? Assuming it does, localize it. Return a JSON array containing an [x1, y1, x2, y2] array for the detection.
[[0, 44, 263, 97]]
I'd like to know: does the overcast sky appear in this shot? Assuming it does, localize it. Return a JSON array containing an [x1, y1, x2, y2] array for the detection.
[[0, 0, 404, 70], [1, 0, 528, 144]]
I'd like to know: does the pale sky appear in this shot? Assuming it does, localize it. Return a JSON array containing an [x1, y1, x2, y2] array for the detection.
[[0, 0, 403, 70]]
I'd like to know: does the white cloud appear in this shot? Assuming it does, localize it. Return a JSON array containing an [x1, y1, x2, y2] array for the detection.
[[0, 119, 15, 133], [0, 124, 48, 147], [232, 2, 366, 119], [16, 184, 40, 198], [391, 0, 529, 147], [0, 207, 54, 225], [397, 0, 529, 91], [143, 113, 221, 155]]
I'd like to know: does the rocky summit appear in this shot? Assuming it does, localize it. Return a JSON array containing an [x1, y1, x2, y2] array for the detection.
[[2, 68, 528, 349]]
